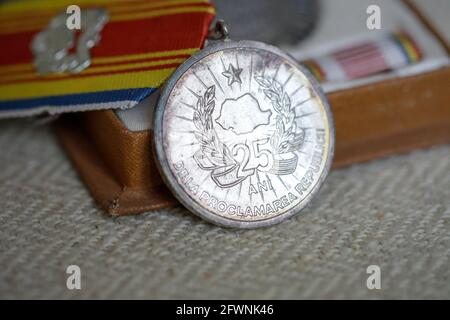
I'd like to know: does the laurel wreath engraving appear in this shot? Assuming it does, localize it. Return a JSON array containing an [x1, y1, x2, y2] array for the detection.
[[254, 75, 305, 154], [192, 77, 304, 186], [192, 85, 236, 167]]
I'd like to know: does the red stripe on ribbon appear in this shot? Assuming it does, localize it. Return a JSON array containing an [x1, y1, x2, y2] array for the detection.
[[0, 10, 214, 66]]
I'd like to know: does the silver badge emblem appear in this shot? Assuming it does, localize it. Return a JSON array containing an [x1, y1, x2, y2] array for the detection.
[[154, 30, 335, 228], [31, 8, 109, 75]]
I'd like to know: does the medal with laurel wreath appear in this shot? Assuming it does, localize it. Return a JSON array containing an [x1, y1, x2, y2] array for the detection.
[[153, 39, 334, 228], [192, 74, 307, 189]]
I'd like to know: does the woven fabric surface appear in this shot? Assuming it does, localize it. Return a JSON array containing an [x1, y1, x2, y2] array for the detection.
[[0, 119, 449, 299]]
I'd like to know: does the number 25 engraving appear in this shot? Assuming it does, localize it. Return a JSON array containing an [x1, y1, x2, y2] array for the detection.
[[232, 138, 274, 178]]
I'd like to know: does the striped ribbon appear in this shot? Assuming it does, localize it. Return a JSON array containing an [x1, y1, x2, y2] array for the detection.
[[302, 32, 422, 83], [0, 0, 215, 117]]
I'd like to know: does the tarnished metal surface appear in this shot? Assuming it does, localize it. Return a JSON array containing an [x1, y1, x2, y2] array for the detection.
[[154, 41, 334, 228]]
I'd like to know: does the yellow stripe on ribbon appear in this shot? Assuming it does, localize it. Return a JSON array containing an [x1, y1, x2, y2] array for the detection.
[[0, 57, 186, 83], [0, 48, 197, 78], [0, 3, 214, 34], [395, 33, 421, 62], [0, 0, 210, 27], [112, 5, 214, 22], [0, 64, 34, 75], [0, 67, 176, 101], [0, 0, 163, 14], [93, 47, 197, 64]]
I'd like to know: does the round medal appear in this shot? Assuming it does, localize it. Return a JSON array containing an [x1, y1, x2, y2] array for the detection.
[[153, 40, 334, 228]]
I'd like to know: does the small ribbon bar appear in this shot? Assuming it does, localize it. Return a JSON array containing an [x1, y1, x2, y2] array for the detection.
[[303, 32, 422, 83]]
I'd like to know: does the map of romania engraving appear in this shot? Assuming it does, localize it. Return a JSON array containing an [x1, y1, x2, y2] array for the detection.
[[160, 45, 333, 226]]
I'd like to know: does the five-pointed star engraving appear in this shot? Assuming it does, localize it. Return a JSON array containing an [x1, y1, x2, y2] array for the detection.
[[222, 63, 242, 86]]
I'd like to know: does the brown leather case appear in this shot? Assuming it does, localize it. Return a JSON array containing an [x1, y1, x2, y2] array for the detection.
[[54, 1, 450, 216]]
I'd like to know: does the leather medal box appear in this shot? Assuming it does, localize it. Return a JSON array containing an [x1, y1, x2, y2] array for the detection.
[[54, 0, 450, 216]]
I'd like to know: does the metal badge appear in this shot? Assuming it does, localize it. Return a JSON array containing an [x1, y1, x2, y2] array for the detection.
[[154, 37, 334, 228], [31, 8, 109, 75]]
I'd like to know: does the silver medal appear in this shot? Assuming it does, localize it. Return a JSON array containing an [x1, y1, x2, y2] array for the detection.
[[153, 24, 334, 228]]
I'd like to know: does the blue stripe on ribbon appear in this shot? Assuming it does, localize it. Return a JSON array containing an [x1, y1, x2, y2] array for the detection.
[[0, 87, 156, 111], [390, 34, 412, 64]]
